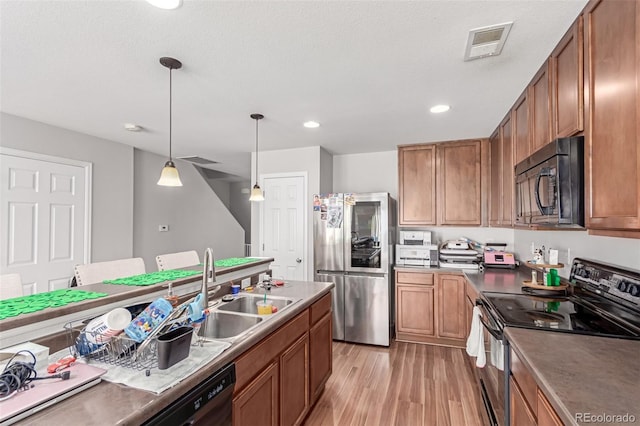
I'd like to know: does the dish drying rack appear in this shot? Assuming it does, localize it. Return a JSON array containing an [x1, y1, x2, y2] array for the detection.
[[65, 301, 199, 371]]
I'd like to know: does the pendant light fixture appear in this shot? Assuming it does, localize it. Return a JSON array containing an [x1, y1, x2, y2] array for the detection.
[[249, 113, 265, 202], [157, 57, 183, 187]]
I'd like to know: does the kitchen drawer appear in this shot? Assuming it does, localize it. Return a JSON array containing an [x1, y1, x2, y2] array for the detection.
[[510, 347, 538, 416], [396, 271, 434, 285], [310, 293, 331, 325]]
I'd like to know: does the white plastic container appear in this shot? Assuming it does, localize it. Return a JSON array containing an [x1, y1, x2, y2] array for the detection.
[[84, 307, 132, 344]]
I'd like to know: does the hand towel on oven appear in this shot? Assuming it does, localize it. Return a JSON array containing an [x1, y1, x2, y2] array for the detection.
[[466, 306, 486, 368], [490, 335, 504, 371]]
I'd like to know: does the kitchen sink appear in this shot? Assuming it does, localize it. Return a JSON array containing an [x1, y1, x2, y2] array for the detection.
[[197, 311, 263, 340], [217, 294, 296, 315]]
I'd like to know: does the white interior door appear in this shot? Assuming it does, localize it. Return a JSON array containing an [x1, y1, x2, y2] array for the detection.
[[0, 149, 91, 295], [259, 174, 306, 281]]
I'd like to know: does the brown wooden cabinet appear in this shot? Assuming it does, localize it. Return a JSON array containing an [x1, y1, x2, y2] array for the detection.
[[398, 144, 437, 225], [551, 16, 584, 139], [309, 311, 332, 404], [233, 295, 333, 426], [398, 139, 486, 227], [584, 0, 640, 235], [530, 60, 552, 153], [489, 128, 502, 227], [537, 389, 563, 426], [489, 114, 515, 227], [395, 270, 466, 347], [280, 334, 309, 426], [510, 376, 537, 426], [513, 90, 531, 166], [438, 140, 484, 226], [233, 361, 279, 426], [437, 274, 467, 339]]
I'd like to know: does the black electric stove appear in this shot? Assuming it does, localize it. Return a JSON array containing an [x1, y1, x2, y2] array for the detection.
[[481, 258, 640, 339]]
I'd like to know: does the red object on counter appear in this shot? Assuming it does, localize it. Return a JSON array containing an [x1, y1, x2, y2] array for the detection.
[[47, 355, 76, 373]]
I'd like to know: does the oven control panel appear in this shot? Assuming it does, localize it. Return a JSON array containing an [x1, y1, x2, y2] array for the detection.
[[571, 259, 640, 307]]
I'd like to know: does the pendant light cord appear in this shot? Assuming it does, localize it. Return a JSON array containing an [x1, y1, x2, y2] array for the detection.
[[255, 118, 259, 185], [169, 67, 173, 162]]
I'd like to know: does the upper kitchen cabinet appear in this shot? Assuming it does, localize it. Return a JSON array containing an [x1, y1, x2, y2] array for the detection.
[[513, 90, 531, 165], [398, 144, 437, 225], [398, 139, 485, 226], [584, 0, 640, 235], [551, 16, 584, 139], [489, 114, 515, 228], [438, 139, 485, 226], [530, 60, 552, 153]]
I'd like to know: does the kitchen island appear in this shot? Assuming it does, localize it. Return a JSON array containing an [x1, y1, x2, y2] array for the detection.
[[12, 279, 334, 425]]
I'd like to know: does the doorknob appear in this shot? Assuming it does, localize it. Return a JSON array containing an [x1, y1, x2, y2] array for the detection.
[[296, 258, 302, 263]]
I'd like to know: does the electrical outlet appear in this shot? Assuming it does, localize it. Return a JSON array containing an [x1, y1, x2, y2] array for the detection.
[[530, 242, 535, 255], [159, 225, 169, 232]]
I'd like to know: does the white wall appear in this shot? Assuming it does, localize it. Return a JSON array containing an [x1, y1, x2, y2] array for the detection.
[[0, 112, 134, 262], [133, 149, 244, 270], [514, 229, 640, 277], [333, 150, 398, 199]]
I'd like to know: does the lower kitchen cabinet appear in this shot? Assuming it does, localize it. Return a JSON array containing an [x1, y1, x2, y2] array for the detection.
[[309, 312, 332, 404], [537, 389, 563, 426], [395, 270, 466, 347], [233, 361, 279, 426], [280, 334, 309, 426], [233, 294, 332, 426], [510, 375, 537, 426]]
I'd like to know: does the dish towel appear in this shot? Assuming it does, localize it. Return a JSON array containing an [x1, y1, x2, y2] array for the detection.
[[490, 335, 504, 371], [466, 306, 486, 368]]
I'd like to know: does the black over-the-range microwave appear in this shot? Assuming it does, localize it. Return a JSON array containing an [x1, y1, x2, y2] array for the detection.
[[515, 136, 584, 227]]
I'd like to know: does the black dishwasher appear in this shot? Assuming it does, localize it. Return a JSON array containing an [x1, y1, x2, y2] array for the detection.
[[143, 363, 235, 426]]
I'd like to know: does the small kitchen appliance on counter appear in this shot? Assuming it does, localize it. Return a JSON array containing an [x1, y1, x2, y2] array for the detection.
[[439, 240, 482, 270], [395, 230, 438, 267], [482, 243, 517, 269]]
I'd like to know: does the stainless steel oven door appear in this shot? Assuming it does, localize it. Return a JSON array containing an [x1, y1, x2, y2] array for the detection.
[[475, 300, 510, 426]]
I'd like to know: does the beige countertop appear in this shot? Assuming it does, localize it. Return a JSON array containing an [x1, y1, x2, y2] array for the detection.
[[0, 258, 274, 347], [15, 280, 334, 425], [506, 327, 640, 426]]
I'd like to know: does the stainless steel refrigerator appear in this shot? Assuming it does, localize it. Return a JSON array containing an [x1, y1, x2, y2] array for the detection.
[[313, 193, 395, 346]]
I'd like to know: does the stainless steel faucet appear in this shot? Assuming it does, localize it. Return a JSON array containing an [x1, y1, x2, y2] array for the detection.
[[201, 247, 216, 312]]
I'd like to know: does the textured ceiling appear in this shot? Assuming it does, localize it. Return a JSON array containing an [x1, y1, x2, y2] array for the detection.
[[0, 0, 587, 179]]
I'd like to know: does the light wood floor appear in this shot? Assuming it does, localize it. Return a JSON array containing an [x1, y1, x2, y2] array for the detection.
[[304, 340, 485, 426]]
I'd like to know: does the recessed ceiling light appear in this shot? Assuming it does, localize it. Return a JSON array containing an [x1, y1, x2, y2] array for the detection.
[[303, 121, 320, 128], [429, 105, 451, 114], [124, 123, 143, 132], [146, 0, 182, 10]]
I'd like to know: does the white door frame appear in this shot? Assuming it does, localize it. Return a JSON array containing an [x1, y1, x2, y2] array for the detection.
[[0, 147, 93, 266], [258, 171, 308, 280]]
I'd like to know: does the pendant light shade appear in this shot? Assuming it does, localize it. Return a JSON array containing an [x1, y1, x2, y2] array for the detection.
[[249, 113, 264, 202], [157, 57, 183, 187]]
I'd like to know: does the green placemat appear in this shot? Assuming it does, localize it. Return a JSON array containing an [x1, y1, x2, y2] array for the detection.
[[214, 257, 260, 268], [0, 289, 108, 320], [103, 269, 201, 286]]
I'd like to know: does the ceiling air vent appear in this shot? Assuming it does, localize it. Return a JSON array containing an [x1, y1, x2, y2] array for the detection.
[[464, 22, 513, 61], [178, 156, 218, 165]]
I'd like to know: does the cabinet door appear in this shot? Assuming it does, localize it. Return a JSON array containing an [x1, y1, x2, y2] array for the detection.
[[437, 140, 483, 225], [530, 60, 552, 153], [489, 129, 502, 226], [437, 274, 466, 340], [280, 334, 309, 426], [396, 283, 435, 336], [501, 113, 514, 226], [513, 90, 531, 165], [537, 389, 563, 426], [398, 145, 437, 225], [233, 361, 279, 426], [510, 376, 537, 426], [309, 312, 332, 404], [584, 0, 640, 232], [551, 16, 584, 138]]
